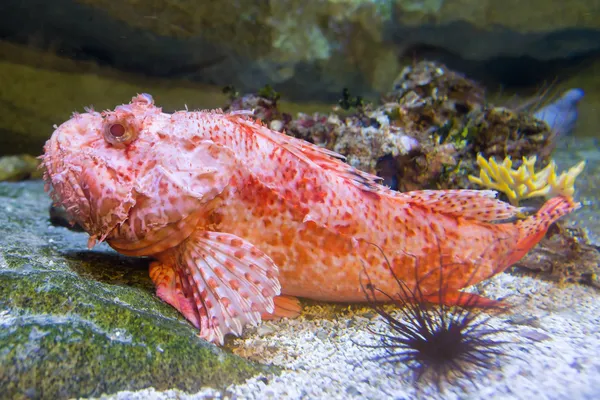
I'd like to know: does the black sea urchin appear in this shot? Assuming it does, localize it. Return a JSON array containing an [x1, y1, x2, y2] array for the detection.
[[358, 243, 512, 391]]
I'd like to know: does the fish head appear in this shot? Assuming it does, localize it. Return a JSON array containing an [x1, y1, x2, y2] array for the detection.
[[41, 93, 163, 247]]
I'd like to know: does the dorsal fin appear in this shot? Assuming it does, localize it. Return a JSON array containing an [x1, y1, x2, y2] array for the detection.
[[226, 114, 522, 225], [400, 190, 523, 222], [229, 115, 386, 193]]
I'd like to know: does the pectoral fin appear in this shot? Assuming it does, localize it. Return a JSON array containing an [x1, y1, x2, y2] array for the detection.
[[149, 259, 201, 328], [167, 230, 281, 345]]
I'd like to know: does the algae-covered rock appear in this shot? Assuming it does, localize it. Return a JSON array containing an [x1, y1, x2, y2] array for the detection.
[[0, 181, 273, 399], [69, 0, 600, 68], [516, 225, 600, 288], [0, 155, 42, 181], [390, 0, 600, 60], [3, 0, 599, 106], [221, 61, 557, 192], [469, 107, 553, 160]]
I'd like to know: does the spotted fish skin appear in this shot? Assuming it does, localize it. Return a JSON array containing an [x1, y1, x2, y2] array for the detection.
[[41, 94, 580, 344]]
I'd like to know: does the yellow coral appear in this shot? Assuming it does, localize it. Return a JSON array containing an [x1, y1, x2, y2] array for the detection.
[[468, 154, 585, 206]]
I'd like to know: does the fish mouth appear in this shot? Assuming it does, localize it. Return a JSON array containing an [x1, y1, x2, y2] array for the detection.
[[42, 148, 92, 231], [42, 148, 135, 248], [41, 112, 138, 246]]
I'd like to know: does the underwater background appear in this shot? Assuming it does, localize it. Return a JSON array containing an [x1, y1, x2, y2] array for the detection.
[[0, 1, 599, 399]]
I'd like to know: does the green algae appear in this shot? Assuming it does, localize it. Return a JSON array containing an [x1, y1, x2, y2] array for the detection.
[[0, 316, 264, 399], [0, 181, 275, 399]]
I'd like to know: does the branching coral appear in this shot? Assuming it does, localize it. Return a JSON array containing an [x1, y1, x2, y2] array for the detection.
[[468, 154, 585, 206]]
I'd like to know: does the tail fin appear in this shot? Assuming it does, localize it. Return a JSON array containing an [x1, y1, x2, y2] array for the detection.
[[504, 196, 580, 267]]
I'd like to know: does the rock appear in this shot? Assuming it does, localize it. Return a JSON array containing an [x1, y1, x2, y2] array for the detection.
[[509, 136, 600, 287], [0, 181, 273, 399], [0, 0, 396, 102], [2, 0, 599, 105], [48, 204, 85, 232], [0, 40, 230, 157], [516, 224, 600, 288], [282, 61, 554, 192], [0, 155, 42, 181], [469, 106, 552, 160], [389, 0, 600, 60], [552, 137, 600, 245], [0, 41, 330, 157]]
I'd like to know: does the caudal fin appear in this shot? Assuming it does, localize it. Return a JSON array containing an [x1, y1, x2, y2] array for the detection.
[[504, 196, 580, 267]]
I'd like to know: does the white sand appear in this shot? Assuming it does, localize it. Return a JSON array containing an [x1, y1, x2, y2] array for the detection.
[[96, 272, 600, 400]]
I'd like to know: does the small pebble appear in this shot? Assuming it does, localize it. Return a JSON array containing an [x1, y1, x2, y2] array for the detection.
[[521, 329, 552, 342], [508, 314, 541, 328], [315, 328, 329, 341], [257, 324, 277, 336], [345, 385, 361, 396]]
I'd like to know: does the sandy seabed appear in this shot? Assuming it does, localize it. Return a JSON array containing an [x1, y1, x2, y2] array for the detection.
[[95, 271, 600, 400]]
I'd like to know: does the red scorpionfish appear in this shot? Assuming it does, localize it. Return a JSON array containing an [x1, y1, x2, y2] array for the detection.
[[41, 94, 580, 345]]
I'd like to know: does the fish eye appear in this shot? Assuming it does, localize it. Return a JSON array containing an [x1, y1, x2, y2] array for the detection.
[[103, 117, 138, 147], [109, 123, 126, 137]]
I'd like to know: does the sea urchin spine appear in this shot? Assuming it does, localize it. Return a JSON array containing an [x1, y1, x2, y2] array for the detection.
[[358, 241, 512, 391]]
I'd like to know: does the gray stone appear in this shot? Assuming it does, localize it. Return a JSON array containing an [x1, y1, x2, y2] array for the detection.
[[0, 181, 274, 399]]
